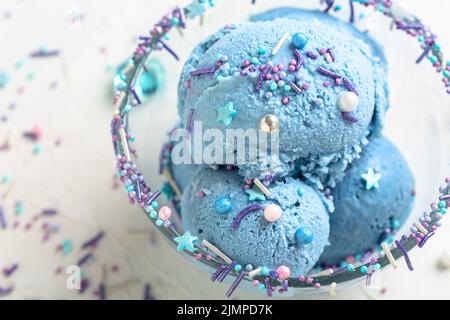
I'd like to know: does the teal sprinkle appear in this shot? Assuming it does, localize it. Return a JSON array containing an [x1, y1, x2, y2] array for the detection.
[[32, 144, 43, 155], [269, 82, 277, 91], [234, 264, 242, 272], [418, 36, 424, 42], [15, 203, 24, 215], [151, 201, 159, 209], [297, 188, 305, 196], [149, 210, 158, 219], [438, 201, 446, 208], [439, 208, 447, 214], [434, 43, 441, 51], [117, 81, 127, 91], [355, 254, 362, 261], [391, 219, 400, 229], [261, 267, 270, 276], [258, 283, 266, 290], [216, 101, 237, 126], [129, 136, 135, 142], [258, 48, 267, 55], [443, 70, 449, 78], [62, 239, 73, 255], [245, 188, 266, 201], [171, 18, 179, 25], [360, 265, 368, 273], [1, 175, 11, 184], [0, 71, 9, 88], [127, 185, 134, 192], [250, 57, 259, 64], [334, 5, 342, 11], [374, 263, 381, 270], [124, 105, 132, 113], [216, 75, 224, 82], [347, 264, 355, 272], [163, 34, 171, 41], [155, 219, 163, 227], [284, 84, 291, 92]]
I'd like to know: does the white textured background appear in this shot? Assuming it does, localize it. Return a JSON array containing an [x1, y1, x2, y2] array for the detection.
[[0, 0, 449, 300]]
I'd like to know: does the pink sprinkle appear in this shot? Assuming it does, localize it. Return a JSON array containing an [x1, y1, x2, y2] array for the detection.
[[314, 283, 321, 289], [297, 275, 305, 282], [265, 74, 272, 80], [288, 65, 296, 72], [323, 80, 331, 87], [243, 60, 250, 67], [277, 64, 284, 71], [335, 78, 342, 85], [195, 253, 202, 260], [282, 97, 289, 105], [272, 66, 279, 73], [319, 48, 327, 55], [252, 280, 259, 287], [198, 191, 206, 198], [206, 255, 212, 261], [290, 59, 297, 65], [302, 83, 310, 90], [306, 277, 313, 284], [274, 75, 280, 82]]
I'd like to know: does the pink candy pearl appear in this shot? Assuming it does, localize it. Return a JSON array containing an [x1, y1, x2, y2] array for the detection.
[[276, 265, 291, 280], [281, 97, 289, 105], [314, 283, 321, 289], [158, 206, 172, 221], [195, 253, 202, 260], [297, 275, 305, 282], [264, 204, 282, 222], [288, 65, 296, 72], [272, 66, 279, 73], [252, 280, 259, 287], [265, 74, 272, 80]]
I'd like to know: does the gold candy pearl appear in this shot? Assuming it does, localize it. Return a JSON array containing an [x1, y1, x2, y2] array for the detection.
[[259, 114, 279, 134]]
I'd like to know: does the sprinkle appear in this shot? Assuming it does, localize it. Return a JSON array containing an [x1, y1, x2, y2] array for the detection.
[[361, 168, 381, 190], [174, 231, 197, 252], [159, 40, 179, 61], [0, 206, 6, 229], [341, 112, 358, 123], [77, 253, 94, 267], [306, 51, 318, 59], [41, 208, 58, 216], [30, 49, 60, 58], [254, 178, 271, 197], [231, 204, 264, 231], [3, 263, 19, 277], [287, 81, 302, 94], [395, 240, 414, 271], [186, 108, 195, 133], [217, 261, 237, 282], [113, 92, 125, 116], [98, 283, 106, 300], [349, 0, 355, 23], [147, 190, 161, 205], [202, 239, 232, 264], [211, 265, 226, 281], [381, 242, 398, 269], [329, 282, 337, 296], [0, 287, 13, 297], [255, 65, 270, 92], [317, 66, 341, 79], [240, 64, 256, 76], [245, 189, 265, 202], [119, 127, 131, 162], [216, 101, 237, 126], [414, 222, 429, 235], [326, 48, 336, 62], [342, 77, 359, 95], [271, 32, 290, 56], [130, 87, 141, 105], [190, 66, 216, 77], [81, 231, 105, 250], [418, 231, 435, 248], [226, 271, 245, 298], [293, 49, 305, 70], [308, 268, 333, 278], [323, 0, 334, 13], [248, 267, 262, 278]]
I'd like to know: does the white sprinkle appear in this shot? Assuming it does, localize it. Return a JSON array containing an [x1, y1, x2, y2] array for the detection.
[[381, 242, 398, 269], [308, 268, 334, 278], [414, 222, 429, 235], [202, 239, 232, 264], [329, 282, 337, 296], [121, 63, 135, 76], [254, 179, 271, 197], [324, 53, 333, 63], [248, 267, 262, 278], [271, 32, 290, 56], [119, 127, 131, 162]]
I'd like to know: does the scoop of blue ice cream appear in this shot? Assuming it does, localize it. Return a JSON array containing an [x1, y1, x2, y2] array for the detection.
[[318, 135, 415, 265], [177, 15, 388, 183], [181, 167, 330, 276]]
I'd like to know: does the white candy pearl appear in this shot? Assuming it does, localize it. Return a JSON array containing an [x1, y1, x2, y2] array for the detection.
[[338, 91, 359, 112], [264, 204, 282, 222], [390, 1, 409, 20]]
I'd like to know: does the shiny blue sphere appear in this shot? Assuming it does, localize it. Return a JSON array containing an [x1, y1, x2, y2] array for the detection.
[[214, 196, 232, 214], [295, 227, 314, 245], [292, 32, 309, 49]]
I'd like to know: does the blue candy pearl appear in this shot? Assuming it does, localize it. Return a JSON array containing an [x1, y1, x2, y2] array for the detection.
[[360, 265, 368, 273], [295, 227, 314, 245], [214, 196, 232, 214], [292, 33, 309, 49]]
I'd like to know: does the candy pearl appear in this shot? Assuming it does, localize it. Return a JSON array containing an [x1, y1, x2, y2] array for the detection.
[[276, 265, 291, 280], [297, 275, 305, 282], [292, 32, 309, 49], [214, 196, 233, 214], [259, 114, 280, 134], [338, 91, 359, 112], [195, 253, 202, 260], [264, 204, 282, 222], [295, 227, 314, 245], [158, 206, 172, 221], [314, 283, 321, 289], [245, 264, 254, 272], [252, 280, 259, 287], [281, 97, 289, 105]]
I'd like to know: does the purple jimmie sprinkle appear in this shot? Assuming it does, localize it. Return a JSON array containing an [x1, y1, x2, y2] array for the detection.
[[144, 283, 155, 300], [158, 143, 169, 174], [416, 42, 434, 64], [190, 66, 216, 77], [255, 65, 270, 92], [349, 0, 355, 23], [186, 109, 195, 133], [98, 283, 106, 300], [317, 66, 341, 79], [77, 253, 94, 267], [79, 278, 90, 294], [306, 51, 318, 59], [30, 49, 60, 58], [327, 48, 336, 62], [294, 49, 305, 70], [41, 208, 58, 216], [395, 240, 414, 271], [226, 271, 245, 298], [147, 190, 161, 206], [288, 81, 302, 94], [3, 263, 19, 277], [240, 64, 256, 76], [341, 112, 358, 123], [0, 286, 13, 297], [159, 40, 179, 61], [176, 7, 186, 28], [231, 204, 264, 231], [418, 231, 435, 248], [397, 22, 425, 31], [217, 261, 237, 282], [130, 87, 141, 105], [439, 195, 450, 201], [0, 206, 7, 229], [264, 277, 274, 297], [81, 231, 105, 250], [323, 0, 334, 13], [211, 265, 226, 282], [342, 77, 358, 95]]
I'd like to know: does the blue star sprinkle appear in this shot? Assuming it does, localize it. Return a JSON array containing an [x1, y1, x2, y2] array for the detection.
[[217, 101, 237, 126], [361, 168, 381, 190], [174, 231, 198, 252], [245, 188, 266, 201]]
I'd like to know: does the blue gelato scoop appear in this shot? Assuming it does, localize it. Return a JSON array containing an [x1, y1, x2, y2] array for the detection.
[[181, 167, 330, 276], [318, 135, 415, 265], [177, 14, 388, 185]]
